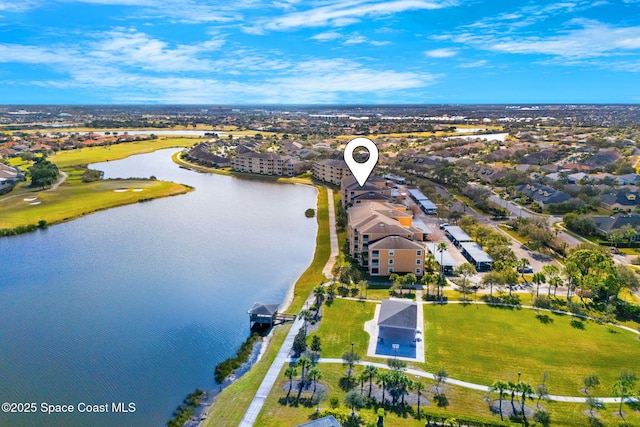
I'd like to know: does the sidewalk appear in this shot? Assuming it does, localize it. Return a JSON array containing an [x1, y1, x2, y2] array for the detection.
[[238, 187, 339, 427]]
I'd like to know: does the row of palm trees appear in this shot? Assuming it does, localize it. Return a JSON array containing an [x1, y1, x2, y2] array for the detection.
[[490, 379, 536, 423]]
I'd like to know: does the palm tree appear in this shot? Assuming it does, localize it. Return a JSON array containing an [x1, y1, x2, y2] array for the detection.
[[491, 380, 508, 421], [403, 273, 417, 295], [549, 276, 562, 298], [298, 309, 313, 334], [377, 371, 390, 404], [342, 348, 361, 379], [413, 380, 426, 419], [313, 285, 325, 309], [344, 390, 366, 416], [482, 271, 502, 299], [437, 242, 447, 283], [296, 356, 311, 384], [284, 366, 298, 395], [363, 365, 378, 397], [422, 272, 435, 297], [507, 381, 518, 416], [518, 382, 534, 422], [541, 265, 559, 297], [612, 371, 637, 415], [532, 272, 545, 297], [358, 370, 368, 393], [518, 258, 530, 283], [307, 366, 323, 394]]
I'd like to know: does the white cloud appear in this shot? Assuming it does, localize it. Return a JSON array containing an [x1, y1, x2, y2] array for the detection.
[[458, 59, 487, 68], [86, 29, 227, 72], [486, 20, 640, 59], [259, 0, 457, 32], [424, 47, 457, 58], [309, 31, 342, 41], [344, 34, 368, 45], [0, 32, 437, 103]]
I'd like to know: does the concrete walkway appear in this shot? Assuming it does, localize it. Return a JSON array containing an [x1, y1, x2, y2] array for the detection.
[[313, 359, 637, 404], [238, 186, 339, 427]]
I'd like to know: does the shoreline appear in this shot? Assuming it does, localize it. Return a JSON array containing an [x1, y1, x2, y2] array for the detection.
[[183, 168, 323, 426], [199, 184, 331, 426]]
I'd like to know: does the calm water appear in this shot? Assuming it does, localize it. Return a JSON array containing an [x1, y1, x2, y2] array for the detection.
[[0, 149, 317, 426]]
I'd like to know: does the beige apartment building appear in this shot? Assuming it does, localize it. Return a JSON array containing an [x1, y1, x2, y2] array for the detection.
[[341, 175, 392, 208], [369, 236, 425, 276], [232, 151, 303, 177], [347, 201, 425, 276], [312, 159, 352, 185]]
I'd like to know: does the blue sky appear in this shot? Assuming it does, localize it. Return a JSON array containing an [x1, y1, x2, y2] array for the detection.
[[0, 0, 639, 104]]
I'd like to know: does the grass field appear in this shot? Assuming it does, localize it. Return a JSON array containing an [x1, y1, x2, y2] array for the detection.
[[0, 179, 189, 229], [50, 137, 195, 167], [309, 298, 376, 357], [255, 362, 640, 427], [285, 186, 331, 314], [424, 304, 640, 396]]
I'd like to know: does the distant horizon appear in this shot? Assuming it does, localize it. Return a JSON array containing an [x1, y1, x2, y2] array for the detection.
[[2, 103, 640, 108], [1, 1, 639, 104]]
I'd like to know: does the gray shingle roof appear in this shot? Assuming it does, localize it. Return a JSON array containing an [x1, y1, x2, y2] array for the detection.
[[248, 303, 279, 316], [378, 300, 417, 330]]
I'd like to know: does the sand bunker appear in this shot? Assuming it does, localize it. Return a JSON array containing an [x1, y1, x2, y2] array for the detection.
[[113, 189, 128, 193], [133, 189, 143, 192], [30, 201, 42, 205], [24, 197, 38, 202]]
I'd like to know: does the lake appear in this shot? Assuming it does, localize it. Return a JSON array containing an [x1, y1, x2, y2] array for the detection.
[[0, 149, 317, 426]]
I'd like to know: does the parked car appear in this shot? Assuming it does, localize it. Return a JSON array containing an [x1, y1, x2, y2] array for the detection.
[[439, 223, 449, 230], [517, 265, 533, 273]]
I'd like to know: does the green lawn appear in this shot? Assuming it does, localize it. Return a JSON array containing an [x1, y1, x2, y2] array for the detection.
[[309, 298, 376, 357], [0, 179, 189, 229], [424, 304, 640, 396], [50, 137, 196, 167], [286, 186, 331, 314]]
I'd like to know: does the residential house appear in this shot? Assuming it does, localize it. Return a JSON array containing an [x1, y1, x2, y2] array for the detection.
[[601, 191, 640, 211], [312, 158, 352, 185], [184, 143, 230, 168], [592, 213, 640, 241], [0, 163, 25, 194], [516, 183, 571, 208], [616, 173, 640, 186]]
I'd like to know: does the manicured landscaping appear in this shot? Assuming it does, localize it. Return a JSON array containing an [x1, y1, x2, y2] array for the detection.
[[49, 137, 196, 167], [424, 304, 640, 396], [286, 186, 331, 314], [309, 298, 375, 357], [0, 179, 189, 229]]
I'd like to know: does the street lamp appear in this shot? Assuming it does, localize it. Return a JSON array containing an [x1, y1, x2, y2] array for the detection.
[[351, 341, 354, 355], [392, 343, 399, 359], [518, 372, 521, 383]]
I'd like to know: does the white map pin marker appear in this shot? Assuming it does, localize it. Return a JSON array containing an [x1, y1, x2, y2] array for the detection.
[[344, 137, 379, 187]]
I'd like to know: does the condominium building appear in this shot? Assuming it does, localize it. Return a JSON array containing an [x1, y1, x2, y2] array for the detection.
[[340, 175, 391, 208], [232, 151, 304, 177], [312, 159, 352, 185], [347, 201, 425, 276]]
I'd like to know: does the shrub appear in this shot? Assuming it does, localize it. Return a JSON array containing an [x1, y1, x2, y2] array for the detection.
[[305, 208, 316, 218]]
